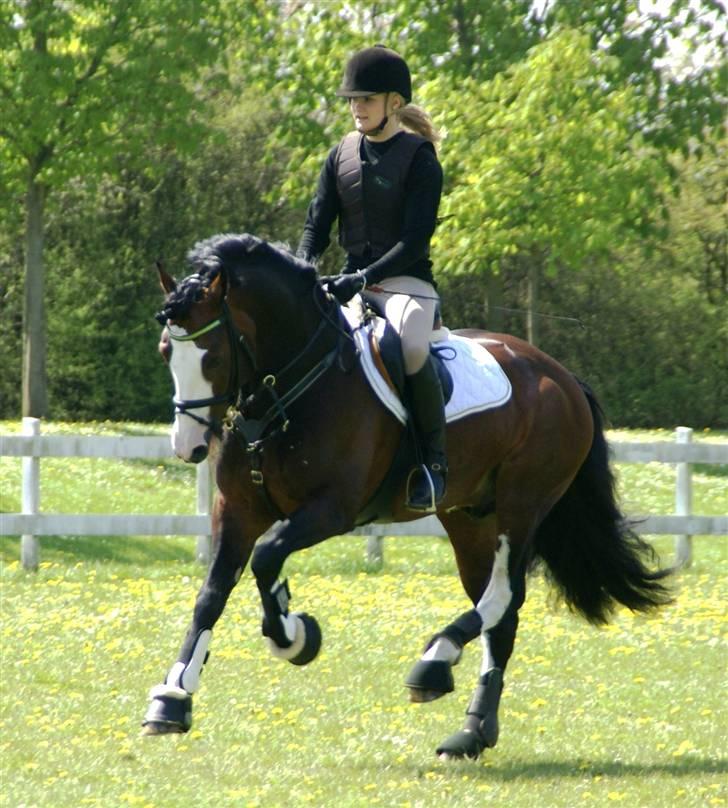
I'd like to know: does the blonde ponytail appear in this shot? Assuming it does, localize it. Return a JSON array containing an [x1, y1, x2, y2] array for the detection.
[[394, 100, 441, 147]]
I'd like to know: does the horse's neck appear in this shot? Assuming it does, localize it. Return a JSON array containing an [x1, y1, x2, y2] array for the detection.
[[243, 277, 319, 370]]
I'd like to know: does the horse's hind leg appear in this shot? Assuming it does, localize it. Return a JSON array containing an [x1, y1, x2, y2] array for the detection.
[[432, 509, 534, 760], [405, 608, 481, 702], [405, 512, 497, 702], [436, 448, 573, 760], [434, 541, 528, 760]]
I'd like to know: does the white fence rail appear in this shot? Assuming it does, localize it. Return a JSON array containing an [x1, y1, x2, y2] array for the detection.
[[1, 419, 726, 570]]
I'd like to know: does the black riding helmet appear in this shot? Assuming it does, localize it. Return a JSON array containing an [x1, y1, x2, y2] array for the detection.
[[336, 45, 412, 103]]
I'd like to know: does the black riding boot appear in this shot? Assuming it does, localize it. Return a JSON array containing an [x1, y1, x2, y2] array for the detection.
[[406, 356, 447, 512]]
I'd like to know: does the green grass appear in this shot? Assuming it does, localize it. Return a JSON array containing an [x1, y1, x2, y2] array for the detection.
[[1, 423, 726, 807]]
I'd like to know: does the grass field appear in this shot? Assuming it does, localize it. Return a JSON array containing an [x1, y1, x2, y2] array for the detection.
[[1, 423, 726, 807]]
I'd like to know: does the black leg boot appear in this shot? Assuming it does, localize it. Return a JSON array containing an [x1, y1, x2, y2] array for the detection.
[[406, 356, 447, 512]]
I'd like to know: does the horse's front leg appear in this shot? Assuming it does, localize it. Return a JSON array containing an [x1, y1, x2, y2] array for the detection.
[[250, 499, 350, 666], [142, 497, 255, 735]]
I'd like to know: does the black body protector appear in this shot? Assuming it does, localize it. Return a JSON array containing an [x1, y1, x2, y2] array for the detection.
[[335, 131, 434, 260]]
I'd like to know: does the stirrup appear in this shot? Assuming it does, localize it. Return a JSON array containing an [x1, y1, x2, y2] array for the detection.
[[406, 464, 446, 512]]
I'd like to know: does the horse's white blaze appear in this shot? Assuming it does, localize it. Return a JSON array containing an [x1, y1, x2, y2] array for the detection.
[[169, 336, 211, 460], [475, 534, 512, 631]]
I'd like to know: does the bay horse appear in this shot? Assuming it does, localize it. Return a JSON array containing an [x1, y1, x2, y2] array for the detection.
[[143, 233, 671, 759]]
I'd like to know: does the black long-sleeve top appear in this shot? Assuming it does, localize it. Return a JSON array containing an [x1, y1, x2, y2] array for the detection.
[[297, 132, 443, 287]]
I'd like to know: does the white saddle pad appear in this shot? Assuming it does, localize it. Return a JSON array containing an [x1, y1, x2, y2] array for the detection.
[[348, 315, 512, 426]]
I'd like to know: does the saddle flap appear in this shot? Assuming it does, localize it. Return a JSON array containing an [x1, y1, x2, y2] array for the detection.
[[366, 314, 453, 405]]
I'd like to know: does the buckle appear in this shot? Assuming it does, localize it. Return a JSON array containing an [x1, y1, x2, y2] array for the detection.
[[250, 469, 264, 485]]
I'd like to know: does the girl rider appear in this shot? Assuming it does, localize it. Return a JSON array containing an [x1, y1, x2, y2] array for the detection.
[[298, 45, 446, 511]]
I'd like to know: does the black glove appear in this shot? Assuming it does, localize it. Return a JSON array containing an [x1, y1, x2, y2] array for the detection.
[[326, 272, 366, 304]]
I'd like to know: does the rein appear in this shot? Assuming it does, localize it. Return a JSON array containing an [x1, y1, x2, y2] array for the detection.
[[227, 307, 342, 479], [168, 285, 345, 495]]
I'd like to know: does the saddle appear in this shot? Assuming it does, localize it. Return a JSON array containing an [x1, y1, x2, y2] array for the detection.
[[340, 297, 511, 524]]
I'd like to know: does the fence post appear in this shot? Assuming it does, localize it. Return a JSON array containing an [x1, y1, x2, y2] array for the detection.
[[366, 534, 384, 570], [195, 460, 212, 565], [675, 426, 693, 568], [21, 417, 40, 571]]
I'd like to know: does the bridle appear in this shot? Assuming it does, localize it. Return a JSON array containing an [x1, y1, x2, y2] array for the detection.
[[166, 300, 256, 437], [166, 285, 346, 459]]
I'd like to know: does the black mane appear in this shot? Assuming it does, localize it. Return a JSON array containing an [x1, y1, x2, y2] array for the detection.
[[156, 233, 317, 324]]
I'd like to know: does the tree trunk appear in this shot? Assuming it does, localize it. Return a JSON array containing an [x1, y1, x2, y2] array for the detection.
[[453, 0, 475, 74], [22, 178, 47, 417], [484, 270, 504, 333], [527, 260, 539, 346]]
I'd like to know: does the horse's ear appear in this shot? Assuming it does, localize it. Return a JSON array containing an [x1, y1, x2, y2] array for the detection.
[[207, 268, 227, 300], [156, 260, 177, 294]]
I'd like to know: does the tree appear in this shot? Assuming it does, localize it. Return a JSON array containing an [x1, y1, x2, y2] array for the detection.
[[667, 141, 727, 304], [0, 0, 227, 416], [228, 1, 723, 333], [420, 29, 671, 344], [544, 0, 727, 150]]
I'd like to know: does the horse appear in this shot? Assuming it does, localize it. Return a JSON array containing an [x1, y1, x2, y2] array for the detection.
[[142, 232, 671, 760]]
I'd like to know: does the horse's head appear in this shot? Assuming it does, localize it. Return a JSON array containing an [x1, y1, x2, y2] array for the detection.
[[156, 233, 323, 462], [156, 262, 234, 463]]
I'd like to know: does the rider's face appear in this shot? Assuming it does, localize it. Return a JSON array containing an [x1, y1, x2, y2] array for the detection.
[[349, 94, 388, 132]]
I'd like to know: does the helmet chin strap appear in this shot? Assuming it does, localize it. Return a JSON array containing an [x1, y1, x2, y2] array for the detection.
[[364, 116, 388, 135], [362, 92, 392, 136]]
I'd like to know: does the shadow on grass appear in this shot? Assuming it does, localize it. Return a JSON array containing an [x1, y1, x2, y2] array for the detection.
[[0, 533, 197, 566], [702, 462, 728, 478], [472, 756, 728, 781]]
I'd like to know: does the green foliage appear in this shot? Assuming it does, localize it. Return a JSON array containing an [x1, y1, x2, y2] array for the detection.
[[35, 95, 300, 422], [224, 0, 543, 206], [425, 29, 671, 275], [667, 145, 727, 305], [1, 2, 725, 425], [0, 0, 228, 190], [439, 246, 728, 428], [0, 212, 23, 416], [545, 0, 727, 149]]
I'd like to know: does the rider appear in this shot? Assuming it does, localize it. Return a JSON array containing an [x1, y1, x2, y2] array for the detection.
[[297, 45, 446, 511]]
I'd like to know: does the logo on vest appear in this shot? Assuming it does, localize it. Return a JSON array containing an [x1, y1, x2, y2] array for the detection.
[[373, 175, 393, 189]]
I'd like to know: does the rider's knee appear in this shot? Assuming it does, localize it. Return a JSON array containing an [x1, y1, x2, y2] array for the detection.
[[402, 343, 429, 376]]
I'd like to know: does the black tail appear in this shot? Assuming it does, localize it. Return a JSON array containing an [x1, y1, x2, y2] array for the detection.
[[533, 382, 673, 624]]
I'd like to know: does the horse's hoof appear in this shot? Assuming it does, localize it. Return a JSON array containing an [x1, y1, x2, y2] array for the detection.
[[266, 612, 322, 665], [141, 693, 192, 734], [409, 688, 447, 703], [405, 659, 454, 702], [436, 728, 487, 761], [288, 613, 322, 666], [141, 721, 187, 736]]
